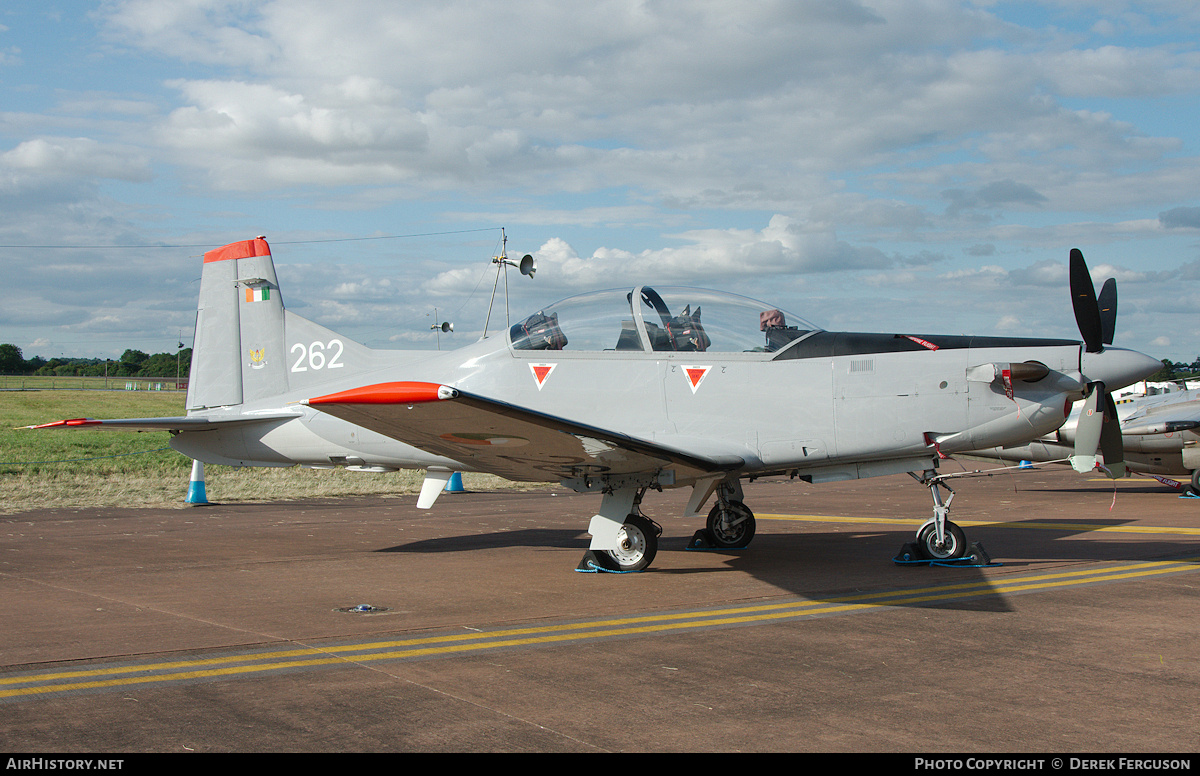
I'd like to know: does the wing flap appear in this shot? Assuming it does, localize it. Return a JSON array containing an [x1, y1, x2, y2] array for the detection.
[[305, 381, 743, 483]]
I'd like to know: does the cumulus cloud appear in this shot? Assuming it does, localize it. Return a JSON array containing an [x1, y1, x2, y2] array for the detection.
[[1, 137, 152, 182], [100, 0, 280, 68], [943, 180, 1049, 218], [424, 215, 892, 296], [1008, 259, 1067, 287], [1159, 206, 1200, 229], [2, 1, 1199, 358], [95, 0, 1200, 214]]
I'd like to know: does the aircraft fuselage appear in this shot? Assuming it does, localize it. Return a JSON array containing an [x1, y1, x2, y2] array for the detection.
[[173, 333, 1102, 488]]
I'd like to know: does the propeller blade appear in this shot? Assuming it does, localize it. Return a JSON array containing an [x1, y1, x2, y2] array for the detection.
[[1098, 391, 1126, 479], [1069, 382, 1127, 477], [1098, 278, 1117, 346], [1070, 248, 1104, 353], [1069, 382, 1105, 473]]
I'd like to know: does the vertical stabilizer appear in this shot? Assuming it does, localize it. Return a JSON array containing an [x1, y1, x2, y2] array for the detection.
[[187, 237, 287, 409]]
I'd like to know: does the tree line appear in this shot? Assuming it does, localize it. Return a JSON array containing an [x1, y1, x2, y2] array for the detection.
[[0, 344, 192, 379], [1149, 358, 1200, 382]]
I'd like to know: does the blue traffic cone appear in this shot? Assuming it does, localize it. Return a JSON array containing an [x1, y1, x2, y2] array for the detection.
[[444, 472, 465, 493], [186, 459, 209, 504]]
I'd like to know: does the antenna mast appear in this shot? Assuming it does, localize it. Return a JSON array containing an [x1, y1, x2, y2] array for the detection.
[[482, 228, 536, 339]]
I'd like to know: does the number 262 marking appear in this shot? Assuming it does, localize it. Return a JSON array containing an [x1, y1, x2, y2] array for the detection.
[[291, 340, 344, 372]]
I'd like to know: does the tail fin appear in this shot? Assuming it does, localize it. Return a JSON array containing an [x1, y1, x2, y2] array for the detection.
[[186, 237, 373, 410]]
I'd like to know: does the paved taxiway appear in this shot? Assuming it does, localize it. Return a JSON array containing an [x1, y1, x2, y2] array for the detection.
[[2, 466, 1198, 752]]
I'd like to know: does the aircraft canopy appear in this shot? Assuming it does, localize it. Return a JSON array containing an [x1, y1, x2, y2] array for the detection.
[[509, 286, 819, 354]]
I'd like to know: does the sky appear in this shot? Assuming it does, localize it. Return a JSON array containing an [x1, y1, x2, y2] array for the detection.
[[2, 0, 1200, 363]]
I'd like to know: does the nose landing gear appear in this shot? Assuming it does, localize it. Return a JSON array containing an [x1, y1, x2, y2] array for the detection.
[[913, 472, 968, 561], [897, 470, 992, 566]]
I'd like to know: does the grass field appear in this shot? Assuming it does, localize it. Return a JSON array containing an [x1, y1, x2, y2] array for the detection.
[[0, 390, 534, 514]]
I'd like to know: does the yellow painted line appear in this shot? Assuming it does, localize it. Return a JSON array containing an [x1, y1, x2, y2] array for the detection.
[[758, 513, 924, 527], [757, 513, 1200, 536], [3, 558, 1197, 702], [989, 522, 1200, 535]]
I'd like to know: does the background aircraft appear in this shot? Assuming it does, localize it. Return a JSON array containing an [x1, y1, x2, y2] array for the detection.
[[969, 387, 1200, 494], [33, 238, 1162, 572]]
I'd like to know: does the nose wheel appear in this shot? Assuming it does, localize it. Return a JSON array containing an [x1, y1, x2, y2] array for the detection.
[[910, 471, 970, 561], [916, 520, 966, 560]]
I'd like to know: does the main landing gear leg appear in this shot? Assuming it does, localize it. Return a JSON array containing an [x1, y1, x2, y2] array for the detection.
[[907, 470, 969, 561], [578, 485, 661, 572], [688, 479, 757, 550]]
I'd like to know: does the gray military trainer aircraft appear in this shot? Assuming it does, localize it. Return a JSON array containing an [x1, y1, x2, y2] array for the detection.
[[34, 238, 1162, 571], [971, 386, 1200, 494]]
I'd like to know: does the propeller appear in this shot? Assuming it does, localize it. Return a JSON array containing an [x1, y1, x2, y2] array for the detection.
[[1098, 277, 1116, 347], [1068, 249, 1126, 478], [1070, 248, 1104, 353]]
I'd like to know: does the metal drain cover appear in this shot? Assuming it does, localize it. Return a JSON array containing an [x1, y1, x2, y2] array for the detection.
[[335, 604, 391, 614]]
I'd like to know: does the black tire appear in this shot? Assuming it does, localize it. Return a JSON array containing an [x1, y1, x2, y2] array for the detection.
[[706, 500, 756, 549], [1191, 469, 1200, 495], [602, 514, 658, 571], [915, 521, 967, 560]]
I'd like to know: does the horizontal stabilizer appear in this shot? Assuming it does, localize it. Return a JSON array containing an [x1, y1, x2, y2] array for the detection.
[[26, 412, 300, 432]]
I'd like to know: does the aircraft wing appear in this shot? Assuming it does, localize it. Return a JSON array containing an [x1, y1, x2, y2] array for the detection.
[[1120, 397, 1200, 436], [304, 381, 745, 483]]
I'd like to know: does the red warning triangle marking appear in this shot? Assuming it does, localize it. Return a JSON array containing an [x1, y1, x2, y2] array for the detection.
[[683, 366, 710, 393], [530, 363, 556, 390]]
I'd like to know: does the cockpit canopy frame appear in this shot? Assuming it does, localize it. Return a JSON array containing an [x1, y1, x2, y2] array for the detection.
[[509, 286, 820, 356]]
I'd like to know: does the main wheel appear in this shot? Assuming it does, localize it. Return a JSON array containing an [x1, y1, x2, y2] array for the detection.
[[1191, 469, 1200, 495], [602, 514, 659, 571], [706, 500, 756, 549], [915, 521, 967, 560]]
